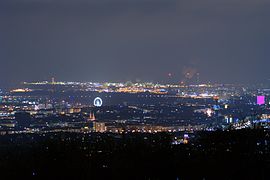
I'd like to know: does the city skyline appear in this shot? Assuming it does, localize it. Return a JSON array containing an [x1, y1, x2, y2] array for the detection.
[[1, 1, 270, 179]]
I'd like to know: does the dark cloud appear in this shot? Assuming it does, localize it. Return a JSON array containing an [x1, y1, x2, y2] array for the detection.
[[1, 0, 270, 86]]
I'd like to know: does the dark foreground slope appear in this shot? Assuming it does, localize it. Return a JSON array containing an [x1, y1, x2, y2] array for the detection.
[[0, 130, 269, 180]]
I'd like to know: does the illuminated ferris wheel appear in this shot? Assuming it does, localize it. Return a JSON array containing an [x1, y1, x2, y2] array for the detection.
[[93, 97, 103, 107]]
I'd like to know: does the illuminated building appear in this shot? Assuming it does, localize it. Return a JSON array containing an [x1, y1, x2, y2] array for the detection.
[[257, 96, 265, 105], [68, 108, 81, 114], [88, 112, 96, 121], [93, 122, 106, 132], [206, 109, 213, 117]]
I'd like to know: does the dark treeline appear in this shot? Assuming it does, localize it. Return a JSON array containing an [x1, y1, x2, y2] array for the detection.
[[0, 130, 270, 180]]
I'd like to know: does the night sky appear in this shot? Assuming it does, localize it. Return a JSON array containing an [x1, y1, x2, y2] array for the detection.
[[1, 0, 270, 86]]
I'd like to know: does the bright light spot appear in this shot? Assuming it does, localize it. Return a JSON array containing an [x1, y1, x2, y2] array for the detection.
[[94, 97, 103, 107]]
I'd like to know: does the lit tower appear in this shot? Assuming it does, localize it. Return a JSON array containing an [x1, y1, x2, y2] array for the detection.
[[52, 77, 55, 84], [88, 111, 96, 121]]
